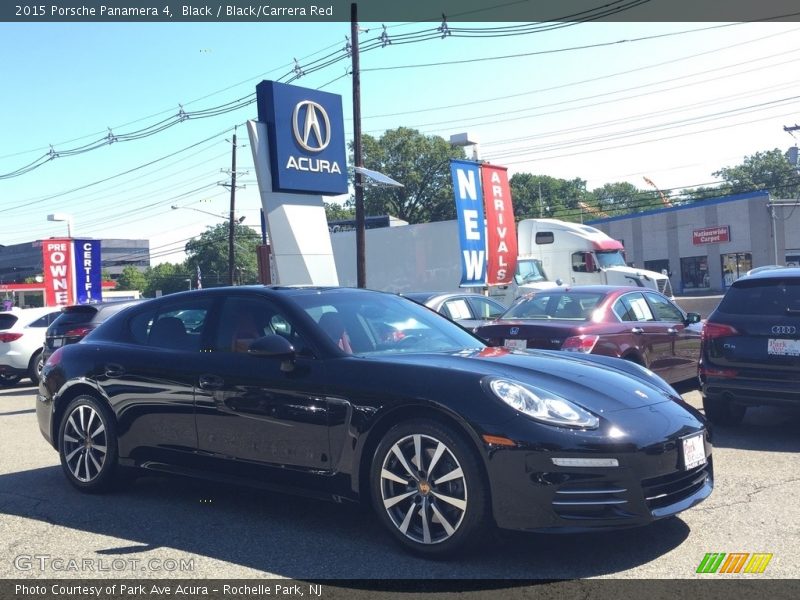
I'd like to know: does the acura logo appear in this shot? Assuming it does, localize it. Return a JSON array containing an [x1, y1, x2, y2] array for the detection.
[[292, 100, 331, 152], [510, 327, 519, 335], [771, 325, 797, 335]]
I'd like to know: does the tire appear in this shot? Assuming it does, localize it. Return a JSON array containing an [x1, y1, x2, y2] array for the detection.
[[28, 351, 44, 386], [703, 394, 746, 426], [58, 395, 119, 493], [0, 373, 21, 388], [370, 419, 489, 558]]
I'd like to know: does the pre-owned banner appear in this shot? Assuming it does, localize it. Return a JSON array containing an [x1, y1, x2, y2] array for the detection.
[[480, 164, 518, 285], [73, 239, 103, 304], [41, 239, 75, 307], [450, 160, 486, 287]]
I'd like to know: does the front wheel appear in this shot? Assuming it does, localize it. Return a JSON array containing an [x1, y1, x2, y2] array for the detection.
[[370, 420, 489, 557], [28, 351, 44, 386], [58, 395, 119, 493]]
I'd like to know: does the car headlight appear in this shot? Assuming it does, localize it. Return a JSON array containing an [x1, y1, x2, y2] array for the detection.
[[487, 377, 599, 429]]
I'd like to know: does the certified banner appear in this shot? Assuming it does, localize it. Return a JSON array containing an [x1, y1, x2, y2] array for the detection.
[[480, 164, 518, 285], [73, 239, 103, 304], [41, 239, 75, 307], [450, 160, 486, 287]]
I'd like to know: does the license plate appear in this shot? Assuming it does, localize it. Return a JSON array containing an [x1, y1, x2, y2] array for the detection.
[[504, 339, 527, 350], [51, 338, 63, 348], [682, 433, 707, 470], [768, 338, 800, 356]]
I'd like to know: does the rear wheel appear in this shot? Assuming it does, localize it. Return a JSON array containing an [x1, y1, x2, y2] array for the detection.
[[703, 394, 746, 425], [28, 351, 44, 386], [370, 420, 489, 557], [58, 395, 119, 493]]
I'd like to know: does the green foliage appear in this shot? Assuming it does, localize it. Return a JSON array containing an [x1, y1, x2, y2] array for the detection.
[[712, 149, 799, 198], [143, 263, 192, 297], [325, 201, 354, 222], [184, 222, 261, 287], [354, 127, 466, 224], [116, 266, 147, 291], [509, 173, 591, 221]]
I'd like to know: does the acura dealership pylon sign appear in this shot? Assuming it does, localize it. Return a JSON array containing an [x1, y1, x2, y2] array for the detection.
[[256, 80, 348, 195]]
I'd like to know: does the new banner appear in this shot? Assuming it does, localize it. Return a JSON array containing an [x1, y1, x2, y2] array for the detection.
[[450, 160, 486, 287], [41, 239, 75, 307], [73, 239, 103, 304], [480, 164, 518, 285]]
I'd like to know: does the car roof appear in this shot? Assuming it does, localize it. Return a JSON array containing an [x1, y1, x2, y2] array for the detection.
[[737, 266, 800, 281]]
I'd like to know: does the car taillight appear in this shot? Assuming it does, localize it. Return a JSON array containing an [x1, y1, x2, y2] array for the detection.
[[561, 334, 599, 353], [0, 332, 23, 343], [64, 326, 93, 338], [701, 322, 739, 342], [45, 347, 65, 368], [699, 366, 738, 378]]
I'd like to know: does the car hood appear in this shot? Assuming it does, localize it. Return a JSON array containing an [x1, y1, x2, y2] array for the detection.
[[365, 348, 677, 415]]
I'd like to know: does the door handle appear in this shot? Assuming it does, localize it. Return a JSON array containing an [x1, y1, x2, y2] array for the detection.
[[630, 327, 644, 334], [198, 374, 224, 390], [104, 363, 125, 377], [667, 327, 678, 335]]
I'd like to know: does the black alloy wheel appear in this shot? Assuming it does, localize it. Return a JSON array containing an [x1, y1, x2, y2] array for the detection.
[[370, 420, 488, 557], [58, 395, 119, 492]]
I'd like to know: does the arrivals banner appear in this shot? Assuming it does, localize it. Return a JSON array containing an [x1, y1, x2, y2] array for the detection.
[[73, 239, 103, 304], [450, 160, 486, 287], [480, 164, 518, 285], [41, 239, 75, 307]]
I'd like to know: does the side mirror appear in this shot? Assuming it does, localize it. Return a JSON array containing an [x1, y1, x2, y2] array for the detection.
[[685, 312, 702, 324], [248, 334, 296, 372]]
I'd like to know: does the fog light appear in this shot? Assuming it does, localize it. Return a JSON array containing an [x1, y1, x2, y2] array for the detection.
[[551, 457, 619, 467]]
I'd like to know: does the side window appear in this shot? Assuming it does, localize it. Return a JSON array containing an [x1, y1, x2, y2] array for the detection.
[[644, 292, 684, 322], [441, 299, 471, 320], [616, 293, 654, 322], [572, 252, 587, 273], [216, 297, 308, 355], [468, 297, 504, 319], [535, 232, 554, 244], [127, 300, 213, 351], [28, 314, 54, 328]]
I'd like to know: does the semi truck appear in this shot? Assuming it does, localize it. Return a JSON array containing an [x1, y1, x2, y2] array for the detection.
[[330, 217, 672, 304]]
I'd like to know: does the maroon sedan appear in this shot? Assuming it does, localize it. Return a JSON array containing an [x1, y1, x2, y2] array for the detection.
[[475, 286, 703, 385]]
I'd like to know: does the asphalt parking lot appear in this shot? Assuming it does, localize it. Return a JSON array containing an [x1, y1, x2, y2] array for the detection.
[[1, 382, 799, 580]]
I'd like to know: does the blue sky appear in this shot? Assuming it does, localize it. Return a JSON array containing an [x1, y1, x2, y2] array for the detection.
[[1, 20, 798, 264]]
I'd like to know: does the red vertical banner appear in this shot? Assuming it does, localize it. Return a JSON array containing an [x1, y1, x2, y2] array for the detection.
[[42, 239, 75, 307], [480, 164, 518, 285]]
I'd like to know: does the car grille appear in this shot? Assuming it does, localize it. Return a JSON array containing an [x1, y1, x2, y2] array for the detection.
[[642, 462, 711, 511], [552, 483, 634, 520]]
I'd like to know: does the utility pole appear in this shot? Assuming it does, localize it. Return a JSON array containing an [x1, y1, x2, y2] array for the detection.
[[351, 2, 366, 288], [220, 128, 247, 286]]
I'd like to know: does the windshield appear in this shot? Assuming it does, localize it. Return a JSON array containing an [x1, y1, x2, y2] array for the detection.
[[515, 258, 548, 284], [718, 278, 800, 316], [504, 291, 606, 320], [595, 250, 627, 268], [293, 292, 486, 355]]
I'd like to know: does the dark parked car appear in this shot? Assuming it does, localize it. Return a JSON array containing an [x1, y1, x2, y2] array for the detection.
[[38, 286, 712, 557], [402, 292, 507, 331], [476, 286, 702, 385], [42, 300, 143, 367], [700, 267, 800, 425]]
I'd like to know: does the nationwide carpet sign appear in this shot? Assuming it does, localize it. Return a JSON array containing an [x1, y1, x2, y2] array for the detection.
[[450, 160, 517, 287], [42, 239, 103, 306]]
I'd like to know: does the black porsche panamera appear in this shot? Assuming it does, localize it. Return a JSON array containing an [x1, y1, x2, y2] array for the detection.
[[37, 286, 713, 557]]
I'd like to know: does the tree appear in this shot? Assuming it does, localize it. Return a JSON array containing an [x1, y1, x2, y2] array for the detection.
[[143, 263, 192, 297], [509, 173, 591, 221], [713, 149, 800, 198], [116, 266, 147, 292], [325, 201, 354, 222], [591, 182, 662, 216], [184, 222, 261, 287], [355, 127, 466, 224]]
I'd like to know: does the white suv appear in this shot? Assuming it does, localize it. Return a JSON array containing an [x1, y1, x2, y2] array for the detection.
[[0, 307, 63, 387]]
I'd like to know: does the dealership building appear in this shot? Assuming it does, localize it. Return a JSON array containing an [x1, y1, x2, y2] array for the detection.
[[588, 191, 800, 294]]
